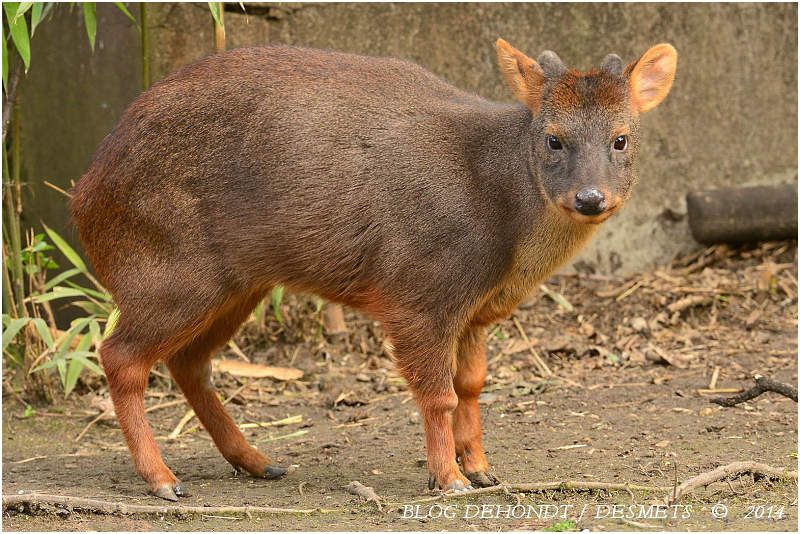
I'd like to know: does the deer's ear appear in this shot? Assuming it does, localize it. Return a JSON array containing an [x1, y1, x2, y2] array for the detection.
[[495, 39, 545, 113], [626, 43, 677, 113]]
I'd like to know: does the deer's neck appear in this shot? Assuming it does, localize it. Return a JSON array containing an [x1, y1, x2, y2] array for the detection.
[[462, 102, 599, 321]]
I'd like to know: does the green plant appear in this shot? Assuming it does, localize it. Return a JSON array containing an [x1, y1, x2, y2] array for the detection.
[[543, 520, 578, 532], [2, 226, 113, 397], [0, 1, 248, 400]]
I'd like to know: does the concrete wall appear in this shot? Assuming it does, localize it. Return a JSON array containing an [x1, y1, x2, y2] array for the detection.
[[18, 2, 798, 275]]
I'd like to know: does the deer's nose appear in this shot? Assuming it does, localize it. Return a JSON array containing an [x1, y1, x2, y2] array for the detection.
[[574, 187, 605, 216]]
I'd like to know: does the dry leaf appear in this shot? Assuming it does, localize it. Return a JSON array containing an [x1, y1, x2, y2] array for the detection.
[[212, 359, 303, 380]]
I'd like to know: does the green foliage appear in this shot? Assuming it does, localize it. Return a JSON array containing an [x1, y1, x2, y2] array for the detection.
[[543, 520, 578, 532], [271, 285, 285, 324], [21, 233, 58, 275], [2, 228, 115, 398], [207, 2, 223, 28], [113, 2, 135, 24], [2, 16, 7, 89], [3, 3, 31, 72], [82, 2, 96, 51], [29, 2, 44, 36], [2, 2, 140, 93]]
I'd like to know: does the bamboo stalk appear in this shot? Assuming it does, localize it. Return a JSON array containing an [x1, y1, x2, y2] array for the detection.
[[213, 3, 225, 53], [140, 3, 149, 90], [3, 98, 25, 319]]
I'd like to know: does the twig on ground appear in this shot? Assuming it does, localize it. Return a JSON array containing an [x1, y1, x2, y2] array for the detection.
[[538, 284, 573, 312], [2, 494, 337, 516], [669, 461, 798, 503], [710, 375, 798, 407], [512, 317, 552, 377], [346, 481, 384, 511], [227, 339, 250, 362], [168, 380, 252, 439], [75, 404, 117, 443], [167, 409, 196, 440], [708, 366, 720, 389]]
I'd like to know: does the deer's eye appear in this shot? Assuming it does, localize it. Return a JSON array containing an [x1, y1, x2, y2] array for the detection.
[[613, 135, 628, 151], [547, 135, 563, 150]]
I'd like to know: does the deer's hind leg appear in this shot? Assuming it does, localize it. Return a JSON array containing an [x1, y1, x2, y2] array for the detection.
[[166, 292, 289, 481], [100, 328, 187, 501]]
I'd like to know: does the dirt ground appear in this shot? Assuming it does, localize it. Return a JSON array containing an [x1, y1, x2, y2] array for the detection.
[[2, 241, 798, 531]]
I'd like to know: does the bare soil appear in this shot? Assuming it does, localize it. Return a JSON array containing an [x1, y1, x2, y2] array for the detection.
[[3, 242, 798, 531]]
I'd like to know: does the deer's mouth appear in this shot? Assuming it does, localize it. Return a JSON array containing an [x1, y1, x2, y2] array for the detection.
[[557, 200, 621, 224]]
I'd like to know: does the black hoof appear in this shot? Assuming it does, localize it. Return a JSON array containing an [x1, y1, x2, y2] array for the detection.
[[465, 471, 500, 488], [263, 465, 288, 479]]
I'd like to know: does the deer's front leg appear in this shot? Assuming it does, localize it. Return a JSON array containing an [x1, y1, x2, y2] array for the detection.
[[453, 326, 499, 487], [392, 332, 472, 492]]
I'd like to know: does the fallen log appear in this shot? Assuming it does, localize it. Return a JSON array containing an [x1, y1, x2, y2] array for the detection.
[[686, 183, 797, 245]]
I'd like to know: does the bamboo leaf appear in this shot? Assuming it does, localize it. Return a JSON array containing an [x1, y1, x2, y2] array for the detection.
[[30, 2, 43, 36], [113, 2, 136, 24], [104, 307, 120, 338], [30, 358, 59, 373], [13, 2, 33, 23], [64, 356, 83, 396], [4, 3, 31, 72], [2, 18, 8, 92], [82, 2, 96, 52], [56, 357, 67, 387], [88, 317, 101, 346], [31, 286, 87, 303], [29, 317, 54, 349], [63, 280, 110, 301], [68, 351, 103, 375], [71, 300, 110, 316], [207, 2, 222, 27], [56, 316, 94, 357], [41, 267, 81, 292], [43, 225, 87, 272], [2, 317, 29, 351], [74, 325, 93, 351], [271, 285, 285, 324]]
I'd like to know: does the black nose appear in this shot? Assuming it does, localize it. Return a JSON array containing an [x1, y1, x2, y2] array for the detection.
[[574, 187, 605, 216]]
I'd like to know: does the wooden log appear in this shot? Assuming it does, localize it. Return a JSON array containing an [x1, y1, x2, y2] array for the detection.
[[686, 183, 797, 245]]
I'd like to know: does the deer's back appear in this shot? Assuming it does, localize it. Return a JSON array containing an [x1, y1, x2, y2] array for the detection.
[[70, 46, 521, 325]]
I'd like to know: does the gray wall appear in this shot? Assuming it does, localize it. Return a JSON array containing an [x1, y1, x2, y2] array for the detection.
[[18, 2, 798, 275]]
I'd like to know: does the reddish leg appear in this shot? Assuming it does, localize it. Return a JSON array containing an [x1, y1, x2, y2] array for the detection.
[[391, 328, 472, 492], [453, 326, 498, 487], [100, 334, 184, 500], [166, 294, 287, 480]]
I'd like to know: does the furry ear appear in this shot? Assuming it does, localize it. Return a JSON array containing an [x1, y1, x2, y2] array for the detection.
[[626, 43, 678, 113], [537, 50, 567, 78], [495, 38, 545, 113], [600, 53, 624, 75]]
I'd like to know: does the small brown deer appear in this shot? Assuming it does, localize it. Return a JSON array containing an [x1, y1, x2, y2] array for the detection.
[[70, 39, 677, 500]]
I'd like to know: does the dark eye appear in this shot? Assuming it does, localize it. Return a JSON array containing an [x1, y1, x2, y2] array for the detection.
[[547, 135, 563, 150], [613, 135, 628, 151]]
